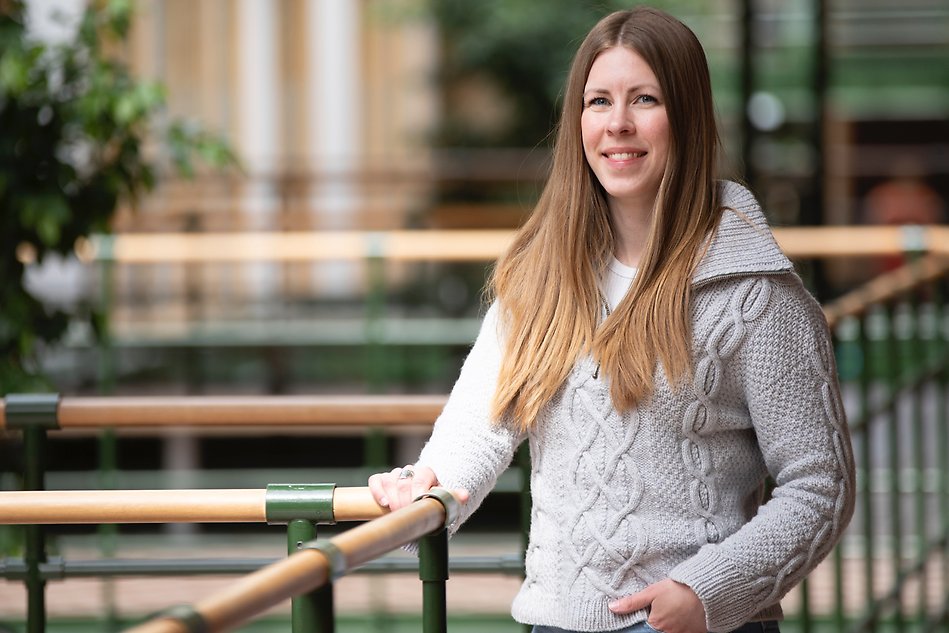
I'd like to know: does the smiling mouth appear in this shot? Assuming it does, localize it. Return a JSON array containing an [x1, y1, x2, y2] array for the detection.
[[605, 152, 646, 160]]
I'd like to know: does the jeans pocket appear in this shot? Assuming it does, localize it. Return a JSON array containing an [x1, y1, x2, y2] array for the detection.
[[729, 621, 781, 633], [642, 620, 668, 633]]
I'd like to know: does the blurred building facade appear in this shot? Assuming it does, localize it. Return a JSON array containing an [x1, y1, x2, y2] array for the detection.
[[111, 0, 949, 230], [20, 0, 949, 394], [121, 0, 441, 235]]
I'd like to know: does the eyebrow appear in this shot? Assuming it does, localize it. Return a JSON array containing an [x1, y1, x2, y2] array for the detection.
[[582, 85, 660, 96]]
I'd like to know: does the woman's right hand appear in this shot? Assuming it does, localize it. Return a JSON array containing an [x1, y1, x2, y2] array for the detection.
[[368, 464, 440, 512]]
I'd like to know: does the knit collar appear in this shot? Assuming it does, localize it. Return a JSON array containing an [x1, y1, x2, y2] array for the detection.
[[692, 181, 794, 287]]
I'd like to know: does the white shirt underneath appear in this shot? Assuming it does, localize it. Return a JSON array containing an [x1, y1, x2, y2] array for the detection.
[[600, 257, 637, 311]]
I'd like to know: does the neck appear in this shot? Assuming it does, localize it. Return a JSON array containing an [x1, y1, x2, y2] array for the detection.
[[609, 198, 653, 267]]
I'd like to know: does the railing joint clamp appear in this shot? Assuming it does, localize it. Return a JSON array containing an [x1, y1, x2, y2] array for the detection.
[[153, 604, 209, 633], [414, 487, 461, 528], [901, 224, 926, 253], [42, 556, 67, 580], [0, 557, 27, 580], [301, 539, 347, 581], [365, 231, 386, 259], [4, 393, 60, 430], [265, 483, 336, 525]]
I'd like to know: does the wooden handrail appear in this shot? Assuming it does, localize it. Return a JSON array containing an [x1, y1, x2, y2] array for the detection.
[[773, 225, 944, 258], [89, 229, 513, 263], [0, 486, 384, 525], [3, 252, 947, 433], [125, 492, 457, 633], [0, 394, 447, 431], [87, 225, 949, 263], [823, 254, 949, 328]]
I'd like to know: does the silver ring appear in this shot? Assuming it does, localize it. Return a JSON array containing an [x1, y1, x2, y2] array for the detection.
[[398, 467, 415, 480]]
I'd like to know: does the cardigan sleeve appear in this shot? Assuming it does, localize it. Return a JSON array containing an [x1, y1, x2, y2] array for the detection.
[[415, 302, 525, 534], [668, 275, 856, 631]]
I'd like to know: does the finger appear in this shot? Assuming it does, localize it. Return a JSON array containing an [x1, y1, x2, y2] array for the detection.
[[647, 580, 707, 633], [395, 464, 420, 508], [453, 488, 470, 504], [608, 584, 657, 614], [367, 473, 389, 507], [410, 468, 439, 501], [379, 467, 405, 509]]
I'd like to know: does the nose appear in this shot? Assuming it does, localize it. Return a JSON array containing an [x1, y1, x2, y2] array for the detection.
[[607, 104, 633, 135]]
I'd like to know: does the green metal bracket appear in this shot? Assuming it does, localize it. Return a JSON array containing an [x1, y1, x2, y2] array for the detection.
[[265, 483, 336, 525], [301, 539, 347, 581], [418, 529, 448, 583], [4, 394, 60, 430], [413, 487, 461, 528], [419, 528, 448, 633], [288, 520, 334, 633], [154, 604, 209, 633], [10, 394, 58, 633], [900, 225, 927, 254], [415, 485, 455, 633]]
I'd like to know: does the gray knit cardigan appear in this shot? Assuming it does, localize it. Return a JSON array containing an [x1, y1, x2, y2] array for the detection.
[[416, 181, 856, 633]]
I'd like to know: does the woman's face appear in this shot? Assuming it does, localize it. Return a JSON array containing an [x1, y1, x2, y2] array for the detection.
[[580, 46, 670, 215]]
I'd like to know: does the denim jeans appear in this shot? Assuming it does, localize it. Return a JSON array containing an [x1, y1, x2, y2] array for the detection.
[[531, 619, 781, 633]]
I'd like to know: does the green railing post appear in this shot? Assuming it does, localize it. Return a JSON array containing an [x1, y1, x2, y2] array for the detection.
[[23, 424, 47, 633], [936, 280, 949, 625], [832, 544, 845, 632], [362, 243, 391, 633], [98, 428, 119, 632], [265, 483, 337, 633], [288, 519, 334, 633], [885, 303, 905, 633], [828, 317, 846, 632], [414, 488, 459, 633], [5, 393, 60, 633], [365, 237, 388, 391], [909, 292, 929, 628], [799, 576, 811, 633], [418, 528, 448, 633], [97, 244, 120, 631], [858, 318, 876, 627]]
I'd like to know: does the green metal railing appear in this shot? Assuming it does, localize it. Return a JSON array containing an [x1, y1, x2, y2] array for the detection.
[[818, 255, 949, 633], [0, 485, 464, 633], [2, 231, 949, 632], [0, 483, 374, 633], [0, 396, 529, 633]]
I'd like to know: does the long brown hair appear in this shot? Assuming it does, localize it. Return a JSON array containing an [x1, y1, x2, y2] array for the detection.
[[489, 7, 723, 431]]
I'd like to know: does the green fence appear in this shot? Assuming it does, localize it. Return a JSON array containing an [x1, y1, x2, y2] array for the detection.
[[1, 253, 948, 632], [820, 256, 949, 633]]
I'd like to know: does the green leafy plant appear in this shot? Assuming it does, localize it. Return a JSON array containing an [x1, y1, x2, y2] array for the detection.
[[0, 0, 237, 389]]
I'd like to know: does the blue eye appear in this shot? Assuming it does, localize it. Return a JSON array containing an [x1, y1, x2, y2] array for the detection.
[[585, 96, 610, 109], [636, 94, 659, 105]]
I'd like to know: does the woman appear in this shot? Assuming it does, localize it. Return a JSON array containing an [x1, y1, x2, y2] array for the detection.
[[369, 7, 854, 633]]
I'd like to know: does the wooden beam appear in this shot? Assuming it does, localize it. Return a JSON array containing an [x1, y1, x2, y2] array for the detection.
[[0, 486, 385, 524], [0, 395, 447, 430], [125, 493, 456, 633], [86, 226, 948, 264]]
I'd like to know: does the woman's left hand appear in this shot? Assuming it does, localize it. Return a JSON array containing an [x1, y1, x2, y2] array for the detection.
[[608, 579, 707, 633]]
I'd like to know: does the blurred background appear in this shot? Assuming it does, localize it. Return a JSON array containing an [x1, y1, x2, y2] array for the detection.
[[1, 0, 947, 631], [5, 0, 947, 398]]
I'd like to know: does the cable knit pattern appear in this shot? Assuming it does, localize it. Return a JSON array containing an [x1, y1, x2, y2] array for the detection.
[[681, 277, 773, 550], [416, 181, 856, 633], [560, 370, 651, 595]]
